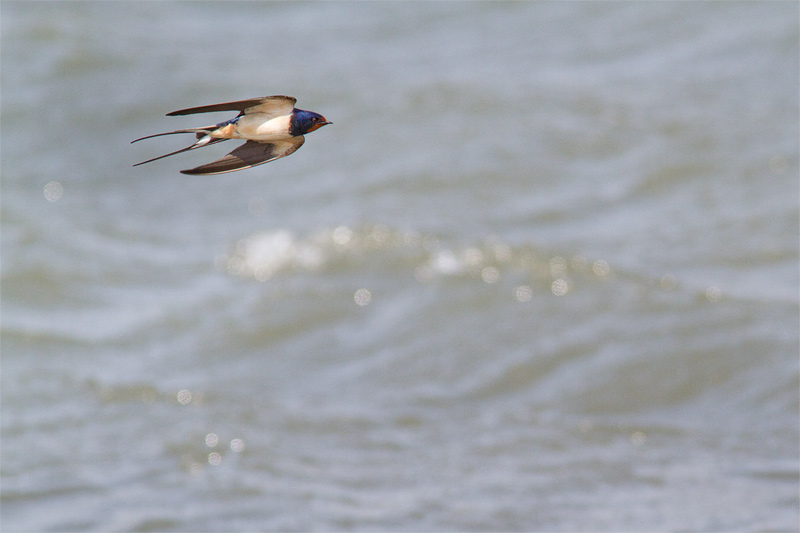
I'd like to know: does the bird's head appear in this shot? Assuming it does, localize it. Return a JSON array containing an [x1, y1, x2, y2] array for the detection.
[[290, 109, 332, 136]]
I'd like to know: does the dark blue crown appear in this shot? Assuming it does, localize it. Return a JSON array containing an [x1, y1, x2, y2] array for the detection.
[[290, 109, 327, 136]]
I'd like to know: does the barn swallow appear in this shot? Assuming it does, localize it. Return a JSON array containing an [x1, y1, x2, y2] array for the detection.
[[132, 95, 331, 175]]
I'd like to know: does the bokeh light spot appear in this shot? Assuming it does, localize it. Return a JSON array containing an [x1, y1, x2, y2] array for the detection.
[[592, 259, 611, 277], [630, 431, 647, 446], [368, 224, 390, 247], [177, 389, 192, 405], [570, 255, 588, 272], [205, 433, 219, 447], [354, 288, 372, 306], [481, 266, 500, 283], [431, 250, 461, 274], [43, 181, 63, 202], [549, 256, 567, 276], [551, 278, 568, 296], [514, 285, 532, 302], [230, 438, 246, 453], [332, 225, 353, 245], [208, 452, 222, 466], [705, 286, 721, 302]]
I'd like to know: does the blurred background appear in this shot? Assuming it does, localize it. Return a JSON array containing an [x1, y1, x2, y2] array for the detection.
[[2, 2, 798, 531]]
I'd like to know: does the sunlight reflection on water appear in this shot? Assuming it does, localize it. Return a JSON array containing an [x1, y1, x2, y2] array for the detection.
[[217, 224, 621, 301]]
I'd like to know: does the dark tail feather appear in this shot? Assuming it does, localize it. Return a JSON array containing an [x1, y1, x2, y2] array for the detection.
[[131, 127, 216, 144], [133, 136, 227, 167]]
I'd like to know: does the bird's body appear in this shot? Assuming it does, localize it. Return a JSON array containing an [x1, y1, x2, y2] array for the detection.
[[216, 114, 293, 141], [132, 95, 330, 175]]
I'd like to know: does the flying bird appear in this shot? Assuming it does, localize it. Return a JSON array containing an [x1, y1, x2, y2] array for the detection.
[[132, 95, 331, 175]]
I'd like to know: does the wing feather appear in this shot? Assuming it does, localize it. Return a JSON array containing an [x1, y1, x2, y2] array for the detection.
[[166, 96, 297, 119], [180, 137, 305, 176]]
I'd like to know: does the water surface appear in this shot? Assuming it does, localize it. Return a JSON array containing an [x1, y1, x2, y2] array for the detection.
[[2, 2, 798, 531]]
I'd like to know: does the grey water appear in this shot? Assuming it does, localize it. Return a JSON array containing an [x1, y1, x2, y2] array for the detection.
[[2, 2, 798, 531]]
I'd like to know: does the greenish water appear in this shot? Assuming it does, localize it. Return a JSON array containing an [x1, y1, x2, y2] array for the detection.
[[2, 2, 798, 531]]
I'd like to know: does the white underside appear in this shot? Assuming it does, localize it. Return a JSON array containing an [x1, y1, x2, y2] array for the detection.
[[212, 114, 294, 141]]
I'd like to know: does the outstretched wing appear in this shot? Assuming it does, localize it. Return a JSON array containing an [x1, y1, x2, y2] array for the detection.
[[166, 95, 297, 120], [180, 137, 305, 176]]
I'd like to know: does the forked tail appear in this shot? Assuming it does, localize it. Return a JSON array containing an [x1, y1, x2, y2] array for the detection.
[[131, 126, 215, 144], [132, 128, 227, 167]]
